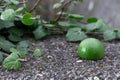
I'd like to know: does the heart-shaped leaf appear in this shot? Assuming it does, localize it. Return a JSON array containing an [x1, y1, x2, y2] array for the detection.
[[22, 13, 34, 25], [1, 9, 15, 22], [17, 41, 29, 55], [87, 17, 98, 23], [3, 52, 21, 71], [103, 30, 116, 41], [53, 3, 62, 9], [0, 38, 15, 52], [0, 19, 14, 30], [33, 48, 42, 57], [33, 26, 50, 39], [67, 14, 84, 21], [66, 28, 87, 41]]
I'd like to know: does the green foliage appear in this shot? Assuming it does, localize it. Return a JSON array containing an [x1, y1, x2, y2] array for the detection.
[[0, 19, 14, 30], [0, 52, 3, 62], [33, 48, 42, 57], [87, 17, 98, 23], [33, 26, 50, 40], [67, 14, 84, 21], [103, 30, 116, 41], [58, 21, 77, 28], [1, 9, 15, 22], [0, 37, 15, 52], [8, 27, 24, 42], [0, 0, 119, 71], [3, 52, 21, 71], [10, 0, 19, 5], [83, 20, 110, 32], [16, 41, 29, 55], [22, 13, 34, 25], [66, 28, 87, 41], [103, 29, 120, 41], [53, 3, 62, 9], [2, 40, 29, 70]]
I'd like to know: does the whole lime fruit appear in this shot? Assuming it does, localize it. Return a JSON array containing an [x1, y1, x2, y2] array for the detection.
[[77, 38, 104, 60]]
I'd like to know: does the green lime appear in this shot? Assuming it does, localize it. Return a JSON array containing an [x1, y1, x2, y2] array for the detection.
[[77, 38, 104, 60]]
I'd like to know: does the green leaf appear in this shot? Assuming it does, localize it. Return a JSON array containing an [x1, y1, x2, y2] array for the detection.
[[8, 27, 24, 42], [10, 48, 26, 59], [0, 39, 15, 52], [87, 17, 98, 23], [17, 41, 29, 55], [67, 14, 84, 21], [10, 0, 19, 5], [60, 0, 64, 3], [0, 19, 14, 30], [44, 24, 55, 28], [15, 7, 28, 15], [1, 9, 15, 22], [85, 20, 110, 32], [85, 23, 99, 31], [103, 30, 116, 41], [57, 11, 67, 15], [95, 20, 110, 32], [3, 53, 21, 71], [22, 13, 34, 25], [0, 35, 5, 41], [9, 33, 22, 42], [79, 0, 84, 2], [114, 29, 120, 39], [0, 7, 3, 13], [6, 4, 16, 10], [8, 27, 25, 36], [10, 48, 18, 53], [4, 0, 11, 4], [53, 3, 62, 9], [0, 52, 3, 62], [33, 48, 42, 57], [66, 28, 87, 41], [33, 26, 50, 39], [58, 21, 78, 28]]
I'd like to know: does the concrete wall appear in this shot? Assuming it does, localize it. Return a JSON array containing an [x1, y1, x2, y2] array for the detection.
[[26, 0, 120, 28], [70, 0, 120, 28]]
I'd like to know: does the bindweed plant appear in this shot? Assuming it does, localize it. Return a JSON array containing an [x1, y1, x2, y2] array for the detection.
[[0, 0, 119, 71]]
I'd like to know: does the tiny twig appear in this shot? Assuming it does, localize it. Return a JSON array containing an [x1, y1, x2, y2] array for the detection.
[[1, 50, 28, 62], [30, 0, 42, 13], [2, 52, 9, 57], [55, 0, 73, 23], [23, 0, 27, 7], [19, 1, 27, 4], [18, 58, 27, 62]]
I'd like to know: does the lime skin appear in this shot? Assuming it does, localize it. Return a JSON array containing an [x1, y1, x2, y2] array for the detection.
[[77, 38, 104, 60]]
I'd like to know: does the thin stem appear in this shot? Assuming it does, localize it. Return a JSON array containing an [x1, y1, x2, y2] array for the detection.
[[30, 0, 42, 13], [23, 0, 27, 7], [55, 0, 73, 23], [18, 58, 27, 62], [1, 50, 28, 62], [2, 52, 9, 57]]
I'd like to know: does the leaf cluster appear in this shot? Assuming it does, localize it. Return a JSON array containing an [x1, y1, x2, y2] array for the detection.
[[0, 0, 119, 71]]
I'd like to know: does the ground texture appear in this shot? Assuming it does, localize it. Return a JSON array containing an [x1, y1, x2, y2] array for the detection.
[[0, 35, 120, 80]]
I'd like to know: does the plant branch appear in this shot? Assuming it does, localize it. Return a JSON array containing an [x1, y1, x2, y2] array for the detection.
[[55, 0, 73, 23], [30, 0, 42, 13], [2, 52, 9, 57], [23, 0, 27, 7], [18, 58, 27, 62]]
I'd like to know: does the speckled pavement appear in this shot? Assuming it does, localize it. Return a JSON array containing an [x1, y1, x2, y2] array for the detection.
[[0, 35, 120, 80]]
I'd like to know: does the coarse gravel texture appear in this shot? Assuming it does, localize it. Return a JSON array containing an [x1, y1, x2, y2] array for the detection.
[[0, 35, 120, 80]]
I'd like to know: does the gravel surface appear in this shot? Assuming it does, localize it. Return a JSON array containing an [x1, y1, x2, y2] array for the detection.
[[0, 35, 120, 80]]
